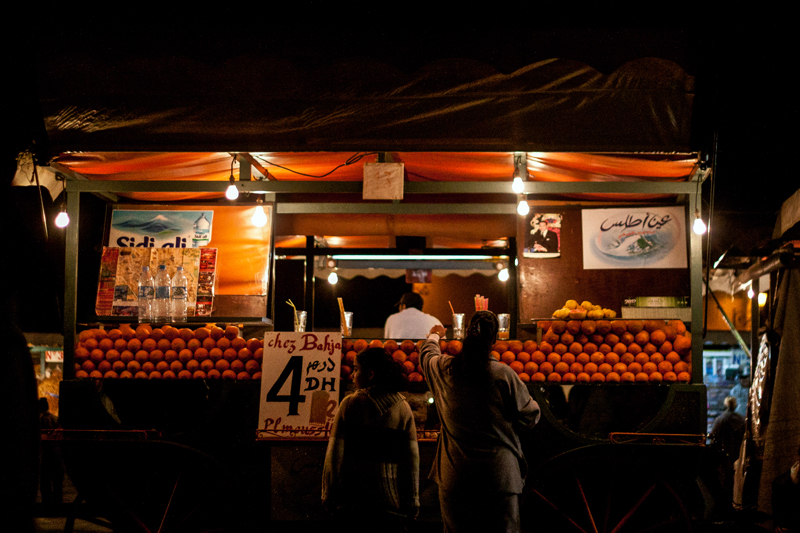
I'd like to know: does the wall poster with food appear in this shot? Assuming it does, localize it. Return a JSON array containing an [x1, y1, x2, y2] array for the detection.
[[582, 206, 688, 269], [524, 212, 562, 258], [258, 332, 342, 440]]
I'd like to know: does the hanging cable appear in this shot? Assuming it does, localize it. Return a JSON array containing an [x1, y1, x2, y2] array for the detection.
[[253, 152, 380, 179], [33, 162, 49, 241]]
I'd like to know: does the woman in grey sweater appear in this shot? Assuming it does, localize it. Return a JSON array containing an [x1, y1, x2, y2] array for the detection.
[[422, 311, 541, 533]]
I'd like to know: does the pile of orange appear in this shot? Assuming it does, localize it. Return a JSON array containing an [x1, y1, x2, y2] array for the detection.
[[340, 338, 429, 383], [493, 319, 692, 384], [74, 324, 262, 381]]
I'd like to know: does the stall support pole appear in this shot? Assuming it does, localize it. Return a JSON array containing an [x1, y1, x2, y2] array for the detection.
[[689, 189, 704, 385], [750, 277, 760, 368], [63, 188, 80, 379], [508, 237, 518, 340], [305, 236, 315, 330]]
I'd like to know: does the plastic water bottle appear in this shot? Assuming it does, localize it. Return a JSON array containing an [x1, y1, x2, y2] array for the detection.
[[153, 264, 171, 323], [137, 266, 155, 323], [171, 266, 188, 323], [192, 213, 210, 248]]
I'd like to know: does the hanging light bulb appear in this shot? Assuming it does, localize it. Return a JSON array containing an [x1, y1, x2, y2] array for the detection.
[[747, 287, 755, 299], [55, 210, 70, 228], [512, 177, 525, 194], [251, 199, 267, 227], [498, 268, 509, 282], [517, 199, 530, 216], [328, 271, 339, 285], [758, 292, 767, 307], [226, 176, 239, 200], [692, 210, 707, 235]]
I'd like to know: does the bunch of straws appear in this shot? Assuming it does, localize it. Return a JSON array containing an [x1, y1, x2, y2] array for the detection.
[[474, 294, 489, 311], [286, 299, 300, 330]]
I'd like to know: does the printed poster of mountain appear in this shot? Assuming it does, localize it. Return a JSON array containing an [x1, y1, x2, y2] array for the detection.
[[582, 206, 687, 269], [108, 210, 214, 249]]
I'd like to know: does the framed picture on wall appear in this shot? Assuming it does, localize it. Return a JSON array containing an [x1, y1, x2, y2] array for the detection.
[[524, 213, 562, 258]]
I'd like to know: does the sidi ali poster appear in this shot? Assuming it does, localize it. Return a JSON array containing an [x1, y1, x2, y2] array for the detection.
[[581, 206, 688, 269]]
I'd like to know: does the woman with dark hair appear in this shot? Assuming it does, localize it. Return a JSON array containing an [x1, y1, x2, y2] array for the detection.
[[322, 347, 420, 533], [421, 311, 540, 533]]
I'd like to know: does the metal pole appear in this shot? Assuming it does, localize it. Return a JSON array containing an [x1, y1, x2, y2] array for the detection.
[[305, 236, 315, 331], [63, 189, 80, 379]]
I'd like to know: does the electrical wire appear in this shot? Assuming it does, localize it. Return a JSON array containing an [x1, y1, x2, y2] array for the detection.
[[253, 152, 379, 179]]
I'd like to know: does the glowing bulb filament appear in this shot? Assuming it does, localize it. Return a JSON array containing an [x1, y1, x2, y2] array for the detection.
[[512, 177, 525, 194], [692, 216, 707, 235], [55, 211, 70, 228], [251, 205, 267, 227], [517, 200, 530, 216]]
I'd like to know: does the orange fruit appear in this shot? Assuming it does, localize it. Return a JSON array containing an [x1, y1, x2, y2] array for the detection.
[[634, 353, 650, 366], [224, 326, 239, 340], [673, 361, 689, 374], [90, 349, 105, 363], [531, 351, 546, 365], [561, 353, 576, 365], [613, 343, 627, 356], [635, 372, 650, 382], [559, 332, 574, 345], [399, 340, 415, 354], [193, 328, 210, 341], [120, 326, 136, 341], [135, 325, 152, 341], [508, 340, 523, 354], [554, 362, 570, 375], [606, 372, 621, 383], [665, 352, 682, 365], [392, 350, 407, 363], [539, 362, 554, 375], [149, 328, 164, 342], [171, 338, 186, 352], [245, 360, 260, 374], [576, 372, 591, 383], [553, 343, 568, 355], [230, 360, 245, 373], [589, 334, 605, 346], [612, 362, 628, 375], [209, 326, 225, 340], [550, 321, 567, 334], [634, 331, 650, 346], [582, 342, 598, 355], [621, 371, 636, 382], [127, 360, 142, 373], [642, 362, 658, 375], [120, 350, 134, 364], [598, 363, 613, 375], [178, 349, 193, 363], [662, 326, 678, 343], [114, 338, 129, 352], [161, 370, 175, 380], [628, 362, 643, 375], [157, 338, 172, 352], [408, 372, 424, 382], [610, 320, 627, 335], [595, 320, 612, 335], [524, 362, 539, 375], [626, 320, 644, 334], [142, 338, 157, 352], [215, 337, 230, 351], [78, 330, 95, 343], [569, 342, 584, 355], [561, 373, 577, 383], [523, 340, 538, 353], [202, 337, 216, 351], [547, 372, 562, 382], [581, 320, 597, 335], [155, 361, 170, 373], [598, 343, 612, 354], [127, 338, 142, 352], [546, 352, 562, 365], [149, 350, 164, 363], [569, 362, 584, 375], [644, 320, 667, 332], [97, 361, 112, 374], [620, 332, 635, 346], [163, 326, 179, 341], [369, 339, 384, 349], [223, 348, 238, 362], [677, 371, 691, 383], [627, 343, 642, 355], [214, 359, 230, 372], [490, 351, 501, 361], [657, 361, 673, 374], [209, 348, 223, 362], [98, 338, 114, 352], [663, 371, 678, 382], [531, 372, 546, 382], [649, 352, 664, 364], [516, 351, 531, 364], [403, 361, 416, 374], [673, 335, 692, 356], [566, 320, 582, 335], [518, 372, 530, 382], [590, 352, 605, 365], [538, 342, 553, 355], [198, 357, 213, 371], [510, 361, 524, 374], [493, 341, 509, 354], [231, 337, 247, 351], [501, 351, 516, 364], [105, 349, 120, 362], [584, 362, 598, 375], [576, 352, 590, 365], [642, 343, 658, 355], [604, 333, 620, 346], [604, 352, 620, 366], [668, 320, 687, 336], [186, 359, 201, 373], [649, 330, 667, 346], [237, 348, 252, 361], [590, 372, 606, 382]]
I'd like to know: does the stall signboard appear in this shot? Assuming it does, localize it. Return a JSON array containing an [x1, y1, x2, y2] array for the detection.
[[582, 206, 688, 269], [258, 332, 342, 440], [109, 209, 214, 249]]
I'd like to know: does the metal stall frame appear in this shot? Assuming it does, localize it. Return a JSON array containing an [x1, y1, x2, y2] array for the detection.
[[59, 156, 709, 383]]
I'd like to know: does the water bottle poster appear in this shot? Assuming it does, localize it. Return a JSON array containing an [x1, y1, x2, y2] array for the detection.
[[109, 210, 214, 249], [581, 206, 687, 269]]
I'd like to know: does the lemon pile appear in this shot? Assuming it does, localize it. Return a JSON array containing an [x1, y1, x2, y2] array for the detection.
[[552, 299, 617, 319]]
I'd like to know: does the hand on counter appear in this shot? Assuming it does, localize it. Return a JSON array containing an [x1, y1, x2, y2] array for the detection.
[[429, 325, 446, 338]]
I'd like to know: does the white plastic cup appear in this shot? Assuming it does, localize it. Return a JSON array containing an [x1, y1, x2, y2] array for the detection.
[[452, 313, 465, 340], [340, 312, 353, 338], [294, 311, 307, 332]]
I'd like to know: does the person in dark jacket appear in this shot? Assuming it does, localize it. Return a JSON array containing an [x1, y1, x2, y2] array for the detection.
[[709, 395, 745, 506], [38, 397, 64, 507], [421, 311, 540, 533]]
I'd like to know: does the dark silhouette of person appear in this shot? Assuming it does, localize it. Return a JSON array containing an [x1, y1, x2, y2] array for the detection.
[[39, 397, 64, 507], [709, 396, 745, 508]]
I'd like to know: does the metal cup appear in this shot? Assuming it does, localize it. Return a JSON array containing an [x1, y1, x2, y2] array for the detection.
[[452, 313, 465, 340], [294, 311, 307, 332], [498, 313, 511, 340], [340, 312, 353, 338]]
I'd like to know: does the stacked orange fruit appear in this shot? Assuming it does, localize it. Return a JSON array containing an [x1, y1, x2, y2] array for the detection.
[[493, 319, 692, 384], [74, 324, 262, 381]]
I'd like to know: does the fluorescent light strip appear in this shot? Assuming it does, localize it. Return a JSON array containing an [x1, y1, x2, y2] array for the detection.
[[331, 254, 504, 261]]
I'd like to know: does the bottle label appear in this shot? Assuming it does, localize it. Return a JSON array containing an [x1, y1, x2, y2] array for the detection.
[[139, 286, 154, 299], [173, 286, 187, 299], [156, 286, 170, 299]]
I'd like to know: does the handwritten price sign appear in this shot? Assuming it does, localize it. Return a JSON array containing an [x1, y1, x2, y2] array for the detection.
[[257, 332, 341, 440]]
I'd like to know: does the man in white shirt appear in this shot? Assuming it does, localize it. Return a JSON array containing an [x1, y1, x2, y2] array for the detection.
[[384, 292, 443, 340]]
